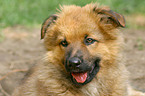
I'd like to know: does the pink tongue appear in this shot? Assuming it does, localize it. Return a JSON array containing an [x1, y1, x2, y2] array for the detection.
[[71, 72, 87, 83]]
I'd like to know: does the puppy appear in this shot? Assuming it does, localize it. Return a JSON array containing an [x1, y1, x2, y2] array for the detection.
[[12, 3, 145, 96]]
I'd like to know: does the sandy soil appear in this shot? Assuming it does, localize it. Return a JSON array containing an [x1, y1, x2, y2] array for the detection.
[[0, 26, 145, 96]]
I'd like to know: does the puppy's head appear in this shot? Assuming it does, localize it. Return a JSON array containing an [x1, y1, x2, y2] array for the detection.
[[41, 3, 125, 85]]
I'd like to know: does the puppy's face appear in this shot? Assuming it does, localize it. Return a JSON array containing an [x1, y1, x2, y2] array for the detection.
[[60, 33, 101, 85], [41, 4, 125, 85]]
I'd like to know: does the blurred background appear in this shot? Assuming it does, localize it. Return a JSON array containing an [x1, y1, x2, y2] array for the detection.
[[0, 0, 145, 96], [0, 0, 145, 29]]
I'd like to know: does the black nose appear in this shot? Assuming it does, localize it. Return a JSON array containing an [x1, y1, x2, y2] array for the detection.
[[68, 57, 81, 68]]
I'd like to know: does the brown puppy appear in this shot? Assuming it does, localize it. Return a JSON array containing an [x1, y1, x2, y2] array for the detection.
[[12, 3, 145, 96]]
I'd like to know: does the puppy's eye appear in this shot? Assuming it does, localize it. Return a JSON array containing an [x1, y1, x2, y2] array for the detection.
[[60, 40, 68, 47], [84, 38, 97, 45]]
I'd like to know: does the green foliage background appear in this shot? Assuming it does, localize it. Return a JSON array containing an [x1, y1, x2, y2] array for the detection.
[[0, 0, 145, 28]]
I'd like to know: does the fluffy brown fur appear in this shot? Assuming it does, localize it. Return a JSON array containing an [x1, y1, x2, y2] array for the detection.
[[12, 3, 145, 96]]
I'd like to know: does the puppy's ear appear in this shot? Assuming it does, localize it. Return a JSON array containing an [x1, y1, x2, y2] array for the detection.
[[41, 15, 57, 39], [94, 8, 125, 28]]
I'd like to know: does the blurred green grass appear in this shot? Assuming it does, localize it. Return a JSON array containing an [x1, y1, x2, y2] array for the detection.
[[0, 0, 145, 28]]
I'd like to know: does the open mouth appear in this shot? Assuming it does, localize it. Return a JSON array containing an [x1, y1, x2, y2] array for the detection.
[[70, 59, 100, 85]]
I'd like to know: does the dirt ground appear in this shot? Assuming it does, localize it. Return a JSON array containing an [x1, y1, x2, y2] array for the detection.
[[0, 26, 145, 96]]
